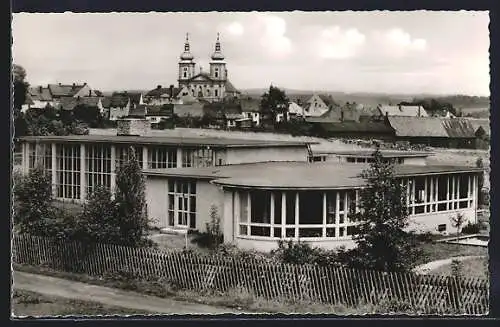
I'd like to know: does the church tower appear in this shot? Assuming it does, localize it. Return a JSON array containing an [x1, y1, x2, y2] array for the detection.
[[178, 33, 196, 88], [209, 33, 227, 101]]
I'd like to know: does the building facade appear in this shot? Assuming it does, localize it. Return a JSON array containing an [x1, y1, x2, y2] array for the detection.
[[177, 33, 240, 103], [18, 124, 310, 203], [144, 162, 481, 251]]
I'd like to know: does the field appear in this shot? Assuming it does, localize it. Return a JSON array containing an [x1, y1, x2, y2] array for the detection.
[[428, 256, 489, 279], [12, 290, 147, 317]]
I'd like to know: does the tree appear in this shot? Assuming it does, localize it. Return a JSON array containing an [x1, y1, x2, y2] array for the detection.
[[13, 165, 56, 235], [73, 104, 103, 127], [450, 212, 466, 243], [476, 157, 488, 207], [74, 186, 120, 244], [13, 64, 29, 137], [338, 148, 423, 272], [114, 147, 151, 247], [260, 85, 289, 127]]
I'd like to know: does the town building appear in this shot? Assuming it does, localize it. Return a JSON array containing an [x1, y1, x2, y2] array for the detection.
[[18, 120, 482, 251], [144, 161, 481, 251], [18, 120, 311, 203], [176, 33, 240, 103]]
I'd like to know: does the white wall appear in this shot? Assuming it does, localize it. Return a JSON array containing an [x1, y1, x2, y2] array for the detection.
[[145, 176, 168, 228], [409, 208, 477, 234], [403, 157, 427, 166], [225, 147, 308, 164], [195, 180, 224, 232]]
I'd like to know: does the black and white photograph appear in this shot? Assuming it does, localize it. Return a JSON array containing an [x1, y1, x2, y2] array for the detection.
[[11, 11, 490, 317]]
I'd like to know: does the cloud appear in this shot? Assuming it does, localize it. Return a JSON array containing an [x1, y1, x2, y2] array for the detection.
[[371, 28, 427, 58], [225, 21, 244, 36], [315, 26, 366, 59], [257, 15, 293, 58]]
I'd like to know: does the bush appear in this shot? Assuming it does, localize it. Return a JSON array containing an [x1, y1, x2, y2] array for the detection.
[[191, 205, 223, 250], [461, 222, 481, 234], [271, 239, 339, 266]]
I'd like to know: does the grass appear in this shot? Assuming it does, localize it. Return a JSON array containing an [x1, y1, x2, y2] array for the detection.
[[428, 257, 489, 280], [11, 264, 411, 314], [12, 289, 149, 317], [415, 241, 488, 266]]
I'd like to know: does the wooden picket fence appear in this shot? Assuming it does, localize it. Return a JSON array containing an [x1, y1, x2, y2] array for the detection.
[[12, 234, 489, 314]]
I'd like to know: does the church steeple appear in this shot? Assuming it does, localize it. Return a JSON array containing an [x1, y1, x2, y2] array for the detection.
[[180, 33, 194, 61], [211, 33, 225, 61]]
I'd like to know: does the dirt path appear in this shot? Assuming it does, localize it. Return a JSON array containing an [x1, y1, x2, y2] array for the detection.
[[413, 255, 487, 275], [12, 271, 242, 315]]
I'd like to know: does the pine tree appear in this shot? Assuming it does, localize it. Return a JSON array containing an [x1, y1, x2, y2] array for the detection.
[[114, 147, 150, 247], [340, 148, 423, 272]]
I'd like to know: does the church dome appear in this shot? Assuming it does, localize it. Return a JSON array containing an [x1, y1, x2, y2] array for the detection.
[[211, 33, 225, 61], [180, 33, 194, 61]]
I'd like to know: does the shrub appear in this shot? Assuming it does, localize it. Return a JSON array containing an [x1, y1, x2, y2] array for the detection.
[[271, 239, 339, 266], [191, 205, 223, 250], [461, 222, 481, 234]]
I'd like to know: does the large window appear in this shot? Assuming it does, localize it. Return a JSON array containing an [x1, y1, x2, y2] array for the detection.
[[116, 145, 143, 170], [85, 144, 112, 195], [168, 179, 196, 229], [406, 174, 473, 215], [237, 189, 359, 240], [55, 144, 81, 200], [28, 143, 52, 173], [148, 146, 177, 169], [182, 147, 214, 168]]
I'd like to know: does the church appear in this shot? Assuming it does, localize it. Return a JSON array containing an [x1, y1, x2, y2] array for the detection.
[[177, 33, 240, 103]]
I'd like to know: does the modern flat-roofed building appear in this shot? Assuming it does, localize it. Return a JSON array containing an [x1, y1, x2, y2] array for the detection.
[[310, 149, 433, 166], [144, 161, 481, 250], [17, 121, 312, 202]]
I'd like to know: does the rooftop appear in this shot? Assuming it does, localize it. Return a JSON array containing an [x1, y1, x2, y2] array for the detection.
[[144, 161, 481, 190], [18, 134, 314, 148], [312, 149, 434, 158]]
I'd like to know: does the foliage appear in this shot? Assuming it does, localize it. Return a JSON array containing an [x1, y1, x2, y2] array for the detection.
[[337, 148, 423, 272], [450, 213, 466, 242], [461, 222, 481, 235], [13, 64, 29, 137], [190, 205, 224, 250], [476, 157, 488, 206], [13, 166, 56, 235], [271, 239, 339, 267], [73, 104, 104, 128], [450, 259, 464, 279], [113, 147, 151, 247], [261, 85, 289, 126]]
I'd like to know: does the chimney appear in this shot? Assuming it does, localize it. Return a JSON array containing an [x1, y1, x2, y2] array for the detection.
[[340, 110, 344, 122], [58, 82, 62, 86], [39, 86, 42, 92], [157, 85, 162, 89], [72, 83, 76, 87], [418, 106, 421, 117], [116, 118, 150, 136], [169, 85, 174, 98], [88, 90, 91, 96]]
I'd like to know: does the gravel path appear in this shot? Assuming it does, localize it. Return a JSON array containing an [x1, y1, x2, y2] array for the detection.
[[12, 271, 242, 315]]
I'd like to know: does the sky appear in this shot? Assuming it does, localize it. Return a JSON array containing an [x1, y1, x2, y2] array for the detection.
[[12, 11, 490, 96]]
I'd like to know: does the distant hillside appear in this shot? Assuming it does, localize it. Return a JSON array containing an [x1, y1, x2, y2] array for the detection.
[[240, 89, 490, 108]]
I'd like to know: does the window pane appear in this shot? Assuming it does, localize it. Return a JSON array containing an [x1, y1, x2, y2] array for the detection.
[[250, 190, 271, 223], [239, 225, 248, 235], [299, 191, 323, 224], [459, 175, 469, 199], [285, 228, 295, 237], [299, 228, 322, 238], [285, 192, 295, 224], [415, 177, 425, 203], [274, 192, 282, 224], [438, 175, 447, 201], [250, 226, 270, 237], [326, 228, 336, 237], [273, 228, 282, 238]]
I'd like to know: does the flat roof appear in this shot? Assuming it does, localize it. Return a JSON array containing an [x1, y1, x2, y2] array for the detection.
[[311, 149, 433, 158], [144, 162, 482, 190], [18, 135, 312, 148]]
